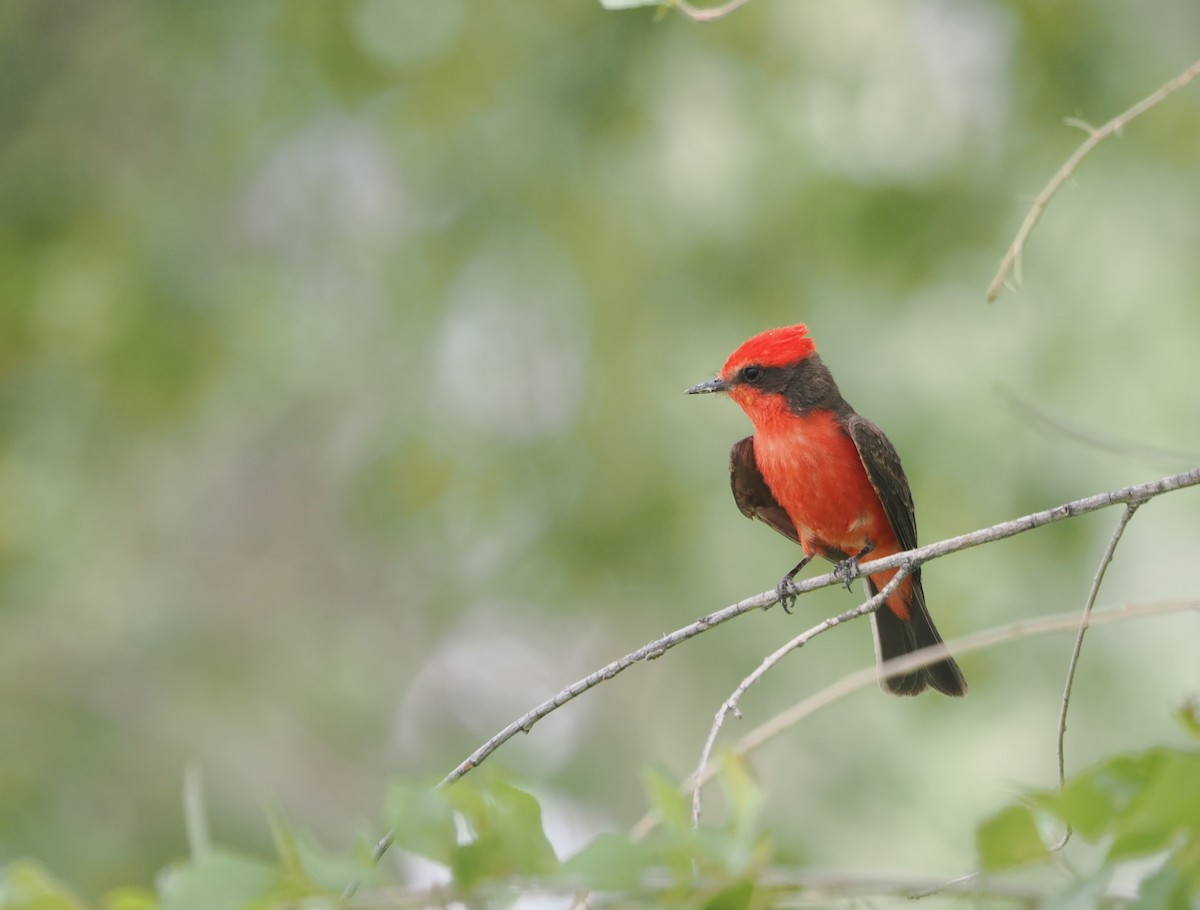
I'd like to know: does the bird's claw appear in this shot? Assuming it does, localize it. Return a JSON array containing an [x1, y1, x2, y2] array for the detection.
[[833, 557, 859, 590], [775, 577, 799, 613]]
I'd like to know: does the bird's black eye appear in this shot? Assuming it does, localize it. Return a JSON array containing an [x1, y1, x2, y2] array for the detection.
[[742, 366, 763, 384]]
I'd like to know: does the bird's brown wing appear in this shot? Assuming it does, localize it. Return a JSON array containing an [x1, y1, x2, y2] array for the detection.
[[845, 415, 917, 552], [848, 415, 967, 696], [729, 436, 800, 544]]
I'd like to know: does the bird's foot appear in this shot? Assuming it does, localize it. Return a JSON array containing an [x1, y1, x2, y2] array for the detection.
[[774, 555, 812, 613], [775, 576, 799, 613], [833, 544, 874, 591], [833, 557, 860, 590]]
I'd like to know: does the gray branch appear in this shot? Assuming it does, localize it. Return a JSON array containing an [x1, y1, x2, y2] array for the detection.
[[439, 467, 1199, 787]]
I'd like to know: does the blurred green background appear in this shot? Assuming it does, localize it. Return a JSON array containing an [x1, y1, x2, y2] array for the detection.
[[1, 0, 1198, 895]]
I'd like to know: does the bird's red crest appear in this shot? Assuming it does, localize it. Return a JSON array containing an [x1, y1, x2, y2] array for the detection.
[[721, 323, 817, 377]]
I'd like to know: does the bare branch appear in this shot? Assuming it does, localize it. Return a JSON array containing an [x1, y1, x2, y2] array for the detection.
[[987, 57, 1200, 303], [631, 597, 1199, 842], [438, 468, 1198, 789], [735, 599, 1196, 771], [436, 586, 779, 788], [336, 470, 1200, 902], [690, 566, 911, 827]]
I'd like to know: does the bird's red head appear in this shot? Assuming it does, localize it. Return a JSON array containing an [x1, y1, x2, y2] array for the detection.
[[719, 324, 816, 422], [720, 323, 816, 379], [685, 324, 822, 430]]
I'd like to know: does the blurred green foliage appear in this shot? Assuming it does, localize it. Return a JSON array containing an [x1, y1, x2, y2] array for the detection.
[[979, 712, 1200, 908], [1, 0, 1198, 902], [5, 730, 1196, 908]]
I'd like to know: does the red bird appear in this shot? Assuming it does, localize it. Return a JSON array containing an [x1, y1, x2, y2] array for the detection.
[[687, 323, 966, 697]]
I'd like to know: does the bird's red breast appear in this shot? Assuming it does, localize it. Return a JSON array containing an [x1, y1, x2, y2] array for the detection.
[[751, 410, 908, 618]]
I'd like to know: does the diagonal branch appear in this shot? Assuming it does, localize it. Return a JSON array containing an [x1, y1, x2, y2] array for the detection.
[[690, 566, 911, 827], [439, 468, 1198, 789], [987, 57, 1200, 303], [339, 473, 1200, 897], [631, 597, 1199, 842], [733, 600, 1195, 776]]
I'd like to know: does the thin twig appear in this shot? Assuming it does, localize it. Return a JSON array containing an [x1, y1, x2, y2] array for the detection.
[[1050, 500, 1143, 852], [436, 589, 777, 788], [995, 384, 1200, 469], [630, 597, 1199, 841], [737, 600, 1194, 774], [183, 764, 210, 859], [987, 57, 1200, 303], [690, 567, 911, 827], [1057, 504, 1145, 780], [916, 502, 1145, 899]]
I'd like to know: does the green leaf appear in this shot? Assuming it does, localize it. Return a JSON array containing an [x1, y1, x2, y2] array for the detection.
[[1175, 700, 1200, 741], [0, 861, 89, 910], [265, 813, 309, 883], [718, 754, 762, 834], [1108, 749, 1200, 859], [444, 778, 558, 888], [157, 851, 277, 910], [103, 887, 159, 910], [489, 779, 560, 874], [1046, 752, 1164, 840], [384, 780, 457, 864], [1130, 865, 1188, 910], [442, 779, 488, 831], [644, 766, 691, 835], [562, 832, 651, 892], [1040, 748, 1200, 859], [701, 877, 755, 910], [717, 754, 765, 872], [1041, 867, 1114, 910], [450, 839, 507, 891], [1166, 837, 1200, 889], [267, 816, 369, 893], [976, 804, 1049, 870]]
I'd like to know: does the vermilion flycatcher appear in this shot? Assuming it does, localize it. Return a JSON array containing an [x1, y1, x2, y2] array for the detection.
[[687, 323, 967, 697]]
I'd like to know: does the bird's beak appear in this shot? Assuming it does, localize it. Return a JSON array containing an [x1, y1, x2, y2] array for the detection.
[[685, 377, 730, 395]]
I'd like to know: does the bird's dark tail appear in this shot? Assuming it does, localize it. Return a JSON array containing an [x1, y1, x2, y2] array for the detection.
[[868, 571, 967, 697]]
